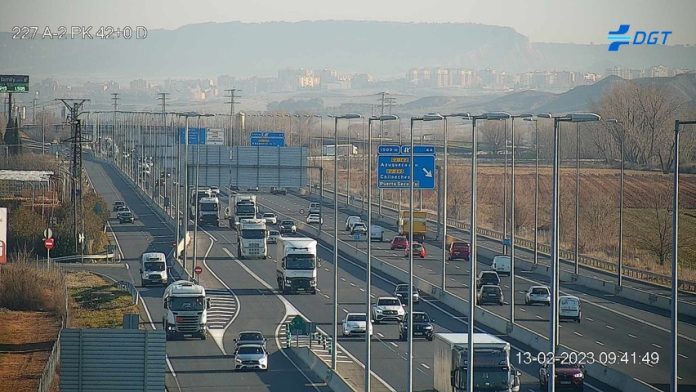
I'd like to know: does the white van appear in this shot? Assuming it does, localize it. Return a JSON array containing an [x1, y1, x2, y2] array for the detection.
[[491, 255, 511, 276], [559, 295, 582, 323], [140, 252, 168, 287], [309, 202, 321, 214]]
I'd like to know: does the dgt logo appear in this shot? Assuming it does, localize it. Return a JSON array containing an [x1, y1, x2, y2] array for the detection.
[[608, 24, 672, 51]]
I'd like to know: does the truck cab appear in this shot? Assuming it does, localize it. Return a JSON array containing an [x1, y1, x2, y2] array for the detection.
[[162, 280, 210, 340], [139, 252, 168, 287], [227, 194, 257, 229], [275, 237, 318, 294], [197, 196, 220, 227], [238, 218, 268, 259]]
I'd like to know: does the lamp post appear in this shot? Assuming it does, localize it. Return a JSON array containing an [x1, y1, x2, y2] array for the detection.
[[366, 114, 398, 392], [607, 119, 625, 286], [406, 114, 442, 392], [671, 119, 696, 392], [575, 122, 580, 274], [330, 114, 361, 370], [508, 114, 530, 325], [524, 118, 540, 265], [537, 113, 600, 392], [440, 113, 469, 291]]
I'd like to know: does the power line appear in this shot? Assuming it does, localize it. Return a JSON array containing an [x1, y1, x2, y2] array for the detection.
[[224, 89, 241, 146]]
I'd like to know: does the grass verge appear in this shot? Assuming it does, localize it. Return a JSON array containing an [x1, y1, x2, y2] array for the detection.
[[66, 272, 139, 329]]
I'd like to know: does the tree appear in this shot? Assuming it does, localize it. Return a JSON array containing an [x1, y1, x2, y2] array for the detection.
[[635, 190, 672, 266], [481, 121, 506, 153]]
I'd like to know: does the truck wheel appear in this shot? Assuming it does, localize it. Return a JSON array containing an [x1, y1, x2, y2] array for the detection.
[[282, 287, 289, 295], [200, 331, 207, 340], [426, 334, 433, 341], [311, 289, 317, 295]]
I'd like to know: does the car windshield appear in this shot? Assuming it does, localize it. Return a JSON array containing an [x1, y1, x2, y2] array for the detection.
[[241, 229, 265, 239], [121, 212, 133, 217], [200, 202, 218, 212], [532, 288, 549, 295], [309, 215, 319, 219], [483, 286, 499, 294], [452, 242, 468, 249], [411, 313, 429, 322], [394, 237, 407, 243], [561, 297, 579, 306], [281, 221, 294, 226], [347, 314, 367, 322], [263, 213, 275, 218], [239, 332, 263, 341], [169, 296, 205, 311], [144, 261, 165, 271], [413, 244, 423, 250], [237, 346, 264, 355], [378, 299, 400, 306], [269, 231, 280, 236], [236, 205, 255, 214], [286, 255, 315, 270], [482, 273, 499, 282]]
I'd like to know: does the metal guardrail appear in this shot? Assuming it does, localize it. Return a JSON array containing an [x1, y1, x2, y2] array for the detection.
[[51, 252, 117, 263], [116, 280, 140, 305], [321, 188, 696, 294], [37, 335, 60, 392]]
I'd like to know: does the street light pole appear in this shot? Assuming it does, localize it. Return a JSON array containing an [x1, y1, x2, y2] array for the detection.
[[538, 113, 600, 392], [525, 118, 540, 265], [608, 119, 625, 286], [331, 114, 361, 371], [509, 114, 530, 325], [671, 119, 695, 392], [575, 122, 580, 274]]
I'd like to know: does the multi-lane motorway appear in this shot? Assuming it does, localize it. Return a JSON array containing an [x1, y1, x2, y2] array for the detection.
[[83, 153, 694, 391]]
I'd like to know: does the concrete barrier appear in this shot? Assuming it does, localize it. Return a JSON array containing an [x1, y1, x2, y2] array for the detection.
[[290, 347, 355, 392]]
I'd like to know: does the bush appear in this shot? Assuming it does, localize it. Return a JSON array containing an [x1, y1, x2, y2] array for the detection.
[[0, 254, 66, 318]]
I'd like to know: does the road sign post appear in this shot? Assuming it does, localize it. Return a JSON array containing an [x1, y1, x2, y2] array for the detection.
[[377, 145, 436, 189], [194, 265, 203, 275], [44, 238, 55, 269]]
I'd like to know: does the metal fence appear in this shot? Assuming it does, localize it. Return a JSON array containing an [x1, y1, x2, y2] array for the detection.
[[117, 280, 140, 305]]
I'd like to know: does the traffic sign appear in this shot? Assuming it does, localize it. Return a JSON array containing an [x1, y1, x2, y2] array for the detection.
[[44, 238, 55, 250], [44, 228, 53, 239], [250, 131, 285, 147], [378, 144, 436, 189], [299, 208, 305, 215], [289, 315, 309, 335], [503, 238, 512, 246], [194, 265, 203, 275], [178, 128, 207, 144], [0, 75, 29, 93]]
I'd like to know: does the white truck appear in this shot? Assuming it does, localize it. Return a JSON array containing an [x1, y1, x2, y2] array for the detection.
[[139, 252, 168, 287], [237, 218, 268, 259], [434, 333, 520, 392], [275, 237, 318, 295], [196, 196, 220, 227], [226, 194, 257, 229], [162, 280, 211, 340], [189, 188, 212, 220]]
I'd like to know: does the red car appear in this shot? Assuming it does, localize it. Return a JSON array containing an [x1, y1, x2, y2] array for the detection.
[[390, 236, 409, 250], [404, 242, 426, 258], [448, 241, 470, 261]]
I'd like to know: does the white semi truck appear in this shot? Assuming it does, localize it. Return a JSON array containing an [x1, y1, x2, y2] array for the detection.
[[195, 196, 220, 226], [433, 333, 520, 392], [275, 237, 318, 295], [226, 194, 257, 229], [237, 218, 268, 259], [162, 280, 210, 340]]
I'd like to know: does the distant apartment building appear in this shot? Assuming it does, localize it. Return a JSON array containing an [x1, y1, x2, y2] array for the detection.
[[129, 79, 150, 91], [217, 75, 236, 91]]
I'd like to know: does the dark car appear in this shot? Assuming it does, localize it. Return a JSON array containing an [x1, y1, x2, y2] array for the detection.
[[390, 236, 409, 250], [118, 211, 135, 224], [539, 359, 586, 391], [393, 284, 420, 305], [447, 241, 470, 261], [476, 270, 501, 289], [398, 311, 434, 341], [279, 220, 297, 234], [234, 331, 267, 349], [112, 201, 126, 211], [477, 285, 504, 306], [270, 187, 287, 195]]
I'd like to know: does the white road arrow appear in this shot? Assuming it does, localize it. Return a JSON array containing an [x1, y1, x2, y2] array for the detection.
[[422, 168, 433, 177]]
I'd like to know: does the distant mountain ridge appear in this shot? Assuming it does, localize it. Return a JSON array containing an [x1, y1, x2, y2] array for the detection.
[[1, 20, 695, 80]]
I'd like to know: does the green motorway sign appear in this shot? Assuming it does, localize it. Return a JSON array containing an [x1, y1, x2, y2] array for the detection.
[[0, 75, 29, 93]]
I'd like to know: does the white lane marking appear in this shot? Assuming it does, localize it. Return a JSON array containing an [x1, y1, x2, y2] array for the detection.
[[350, 282, 356, 287], [628, 334, 638, 339], [359, 288, 365, 292], [390, 342, 398, 347], [323, 294, 330, 299], [520, 308, 526, 312], [652, 343, 663, 349], [586, 317, 594, 322], [421, 363, 430, 369], [679, 354, 688, 359], [606, 325, 615, 330], [223, 247, 397, 392], [574, 332, 583, 337], [596, 341, 605, 346], [342, 308, 349, 313]]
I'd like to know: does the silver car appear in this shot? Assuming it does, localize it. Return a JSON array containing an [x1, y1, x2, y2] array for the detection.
[[524, 285, 551, 306], [234, 344, 268, 371], [234, 331, 267, 348], [267, 230, 281, 244]]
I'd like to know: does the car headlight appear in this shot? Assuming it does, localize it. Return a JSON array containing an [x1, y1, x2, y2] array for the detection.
[[310, 280, 316, 286], [424, 325, 433, 329], [286, 279, 292, 284], [235, 357, 243, 363], [259, 357, 267, 365], [573, 373, 583, 378], [374, 308, 382, 313]]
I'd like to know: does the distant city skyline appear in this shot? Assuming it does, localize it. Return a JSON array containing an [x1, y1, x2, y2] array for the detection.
[[2, 0, 696, 45]]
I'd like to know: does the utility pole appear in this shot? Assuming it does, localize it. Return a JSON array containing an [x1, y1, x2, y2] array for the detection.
[[157, 92, 168, 114], [111, 93, 119, 166], [225, 89, 241, 146], [58, 99, 90, 254]]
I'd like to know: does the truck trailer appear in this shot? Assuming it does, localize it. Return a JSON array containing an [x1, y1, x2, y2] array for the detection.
[[397, 210, 427, 243], [433, 332, 520, 392]]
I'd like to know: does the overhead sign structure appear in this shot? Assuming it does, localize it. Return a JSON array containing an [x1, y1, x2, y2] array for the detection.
[[0, 208, 6, 265], [0, 75, 29, 93], [178, 128, 207, 145], [250, 131, 285, 147], [378, 145, 436, 189]]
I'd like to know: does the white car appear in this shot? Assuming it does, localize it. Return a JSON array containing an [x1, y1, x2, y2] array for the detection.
[[370, 225, 386, 242], [209, 186, 220, 195], [306, 214, 323, 224], [559, 295, 582, 323], [350, 222, 368, 235], [234, 344, 268, 371], [342, 313, 373, 337], [524, 285, 551, 306], [262, 212, 277, 225], [345, 216, 361, 231], [371, 296, 405, 324], [267, 230, 281, 244]]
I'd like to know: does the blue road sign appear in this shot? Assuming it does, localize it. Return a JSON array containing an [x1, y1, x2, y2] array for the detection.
[[178, 128, 206, 144], [378, 145, 400, 154], [250, 131, 285, 146], [378, 145, 436, 189], [503, 238, 512, 246]]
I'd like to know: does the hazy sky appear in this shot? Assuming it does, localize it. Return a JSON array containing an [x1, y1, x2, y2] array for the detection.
[[2, 0, 695, 45]]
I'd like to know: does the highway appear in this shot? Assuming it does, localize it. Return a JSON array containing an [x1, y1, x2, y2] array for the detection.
[[253, 190, 696, 391], [83, 155, 333, 392]]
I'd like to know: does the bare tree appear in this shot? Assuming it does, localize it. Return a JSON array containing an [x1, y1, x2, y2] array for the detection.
[[635, 189, 672, 265], [481, 121, 506, 153]]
